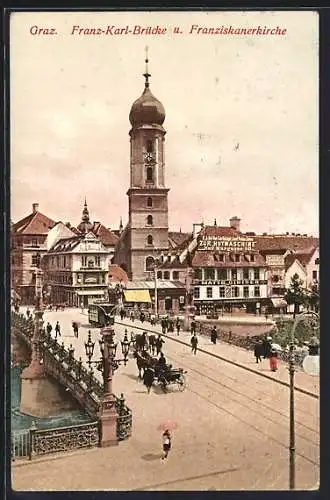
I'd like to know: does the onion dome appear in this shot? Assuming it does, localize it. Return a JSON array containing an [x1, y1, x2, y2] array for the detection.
[[129, 49, 165, 127], [77, 198, 93, 233]]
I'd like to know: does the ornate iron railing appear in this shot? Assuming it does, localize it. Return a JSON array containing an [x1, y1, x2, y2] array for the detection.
[[11, 430, 30, 459], [11, 311, 133, 446], [32, 421, 100, 456]]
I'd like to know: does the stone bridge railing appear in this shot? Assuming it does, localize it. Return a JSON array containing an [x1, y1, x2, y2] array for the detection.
[[11, 311, 132, 455]]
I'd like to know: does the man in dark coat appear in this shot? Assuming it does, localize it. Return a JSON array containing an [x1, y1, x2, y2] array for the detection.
[[254, 339, 264, 363], [55, 321, 61, 339], [143, 367, 155, 393], [191, 334, 198, 355], [211, 326, 218, 345], [191, 320, 197, 335], [155, 334, 165, 355], [176, 318, 181, 335], [46, 322, 52, 336], [262, 336, 272, 359]]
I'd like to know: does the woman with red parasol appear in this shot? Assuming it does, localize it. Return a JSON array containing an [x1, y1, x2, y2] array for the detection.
[[157, 420, 178, 460]]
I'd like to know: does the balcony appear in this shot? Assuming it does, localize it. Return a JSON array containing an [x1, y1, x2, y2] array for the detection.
[[79, 267, 103, 271]]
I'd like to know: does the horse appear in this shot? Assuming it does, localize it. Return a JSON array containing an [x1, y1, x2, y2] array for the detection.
[[134, 332, 149, 352], [133, 350, 157, 378]]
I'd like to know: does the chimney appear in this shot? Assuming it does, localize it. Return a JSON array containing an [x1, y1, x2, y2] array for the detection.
[[32, 203, 39, 214], [230, 216, 241, 231]]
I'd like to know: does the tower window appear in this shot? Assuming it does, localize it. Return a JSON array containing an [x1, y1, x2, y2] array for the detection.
[[147, 235, 153, 245], [146, 256, 155, 271], [147, 215, 153, 226], [147, 197, 153, 207], [146, 167, 153, 182], [146, 140, 154, 153]]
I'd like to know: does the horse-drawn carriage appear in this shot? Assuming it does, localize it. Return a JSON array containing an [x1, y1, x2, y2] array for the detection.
[[134, 350, 187, 392]]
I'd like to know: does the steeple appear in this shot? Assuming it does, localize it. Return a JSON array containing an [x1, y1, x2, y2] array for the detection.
[[143, 45, 151, 88], [77, 198, 93, 233], [119, 216, 123, 234]]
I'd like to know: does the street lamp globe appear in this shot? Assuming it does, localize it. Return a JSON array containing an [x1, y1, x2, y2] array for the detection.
[[84, 331, 95, 359]]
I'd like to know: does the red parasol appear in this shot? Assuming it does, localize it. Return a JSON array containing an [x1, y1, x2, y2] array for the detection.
[[157, 420, 178, 432]]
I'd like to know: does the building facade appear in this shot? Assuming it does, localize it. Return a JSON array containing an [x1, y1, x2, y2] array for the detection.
[[191, 222, 268, 315], [114, 57, 169, 279], [11, 203, 56, 304], [43, 232, 110, 307]]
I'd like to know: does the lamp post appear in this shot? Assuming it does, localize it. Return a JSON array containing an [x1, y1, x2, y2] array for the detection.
[[84, 326, 130, 446], [288, 310, 320, 490]]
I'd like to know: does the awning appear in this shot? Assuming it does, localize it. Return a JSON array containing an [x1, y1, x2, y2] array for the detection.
[[76, 290, 105, 296], [271, 298, 287, 308], [124, 290, 151, 303]]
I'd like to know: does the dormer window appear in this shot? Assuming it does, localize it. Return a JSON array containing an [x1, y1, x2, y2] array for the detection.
[[235, 254, 240, 262]]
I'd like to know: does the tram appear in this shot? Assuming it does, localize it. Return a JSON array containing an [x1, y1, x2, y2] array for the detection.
[[88, 302, 116, 327]]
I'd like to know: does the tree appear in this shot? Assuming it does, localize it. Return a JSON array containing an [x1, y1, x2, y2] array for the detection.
[[284, 273, 308, 318], [307, 282, 319, 313]]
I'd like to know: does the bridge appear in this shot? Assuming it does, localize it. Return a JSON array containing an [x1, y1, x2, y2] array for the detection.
[[11, 310, 132, 459]]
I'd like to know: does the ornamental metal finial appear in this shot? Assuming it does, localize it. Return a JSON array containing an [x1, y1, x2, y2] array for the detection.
[[143, 46, 151, 88]]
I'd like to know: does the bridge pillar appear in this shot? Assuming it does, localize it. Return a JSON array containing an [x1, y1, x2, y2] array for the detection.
[[99, 396, 118, 447]]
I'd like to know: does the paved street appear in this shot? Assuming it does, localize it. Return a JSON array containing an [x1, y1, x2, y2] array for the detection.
[[12, 308, 319, 491]]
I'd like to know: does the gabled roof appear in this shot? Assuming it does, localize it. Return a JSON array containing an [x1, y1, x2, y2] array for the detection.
[[13, 211, 55, 235], [48, 235, 82, 253], [92, 222, 119, 247], [159, 255, 189, 270], [255, 235, 318, 253], [168, 231, 192, 250], [199, 225, 242, 238], [284, 248, 317, 270], [108, 264, 129, 283]]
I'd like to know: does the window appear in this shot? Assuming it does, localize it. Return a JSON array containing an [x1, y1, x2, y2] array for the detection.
[[219, 254, 224, 262], [145, 256, 155, 271], [147, 140, 153, 153], [81, 255, 87, 267], [315, 258, 319, 265], [219, 287, 225, 297], [95, 256, 100, 267], [312, 270, 317, 280], [147, 215, 153, 226], [146, 167, 153, 181], [243, 268, 249, 280], [205, 268, 215, 280], [235, 254, 240, 262], [88, 259, 94, 268], [243, 286, 249, 298], [206, 287, 213, 298], [32, 239, 38, 247], [233, 286, 239, 297], [157, 271, 162, 279], [163, 271, 170, 280], [194, 269, 202, 280], [194, 287, 200, 299], [147, 235, 153, 245], [254, 268, 260, 280], [173, 271, 179, 280], [254, 286, 260, 297], [250, 254, 255, 262], [63, 256, 66, 268], [32, 254, 38, 266], [147, 197, 153, 207], [217, 269, 227, 280], [231, 269, 237, 280]]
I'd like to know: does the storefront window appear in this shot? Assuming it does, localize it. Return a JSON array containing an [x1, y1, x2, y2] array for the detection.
[[205, 268, 215, 280], [217, 269, 227, 280]]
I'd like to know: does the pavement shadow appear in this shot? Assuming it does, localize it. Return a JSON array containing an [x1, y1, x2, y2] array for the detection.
[[141, 453, 163, 461], [122, 372, 140, 381]]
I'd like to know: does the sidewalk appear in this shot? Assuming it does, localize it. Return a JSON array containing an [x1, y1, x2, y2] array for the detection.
[[116, 317, 319, 398]]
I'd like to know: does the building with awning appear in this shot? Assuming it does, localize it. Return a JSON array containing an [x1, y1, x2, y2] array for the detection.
[[124, 289, 151, 303]]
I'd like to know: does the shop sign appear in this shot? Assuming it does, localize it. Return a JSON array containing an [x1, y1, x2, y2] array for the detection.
[[198, 235, 256, 251]]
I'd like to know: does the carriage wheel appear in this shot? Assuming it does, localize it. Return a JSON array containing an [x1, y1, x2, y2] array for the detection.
[[178, 374, 187, 391]]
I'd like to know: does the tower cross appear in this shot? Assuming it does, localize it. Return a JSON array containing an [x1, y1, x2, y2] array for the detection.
[[143, 46, 151, 88]]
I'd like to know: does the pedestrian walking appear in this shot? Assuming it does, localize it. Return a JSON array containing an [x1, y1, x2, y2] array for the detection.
[[269, 348, 279, 372], [46, 322, 52, 336], [130, 311, 135, 322], [191, 333, 198, 355], [176, 318, 181, 335], [143, 367, 155, 394], [55, 321, 61, 339], [155, 334, 165, 356], [190, 320, 196, 335], [72, 322, 79, 338], [262, 336, 272, 359], [254, 339, 263, 363], [161, 318, 167, 334], [210, 326, 218, 345], [161, 430, 172, 460]]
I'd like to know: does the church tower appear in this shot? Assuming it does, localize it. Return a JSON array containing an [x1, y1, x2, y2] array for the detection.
[[126, 50, 169, 279]]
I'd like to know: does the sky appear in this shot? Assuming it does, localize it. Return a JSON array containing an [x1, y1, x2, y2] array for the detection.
[[10, 10, 319, 235]]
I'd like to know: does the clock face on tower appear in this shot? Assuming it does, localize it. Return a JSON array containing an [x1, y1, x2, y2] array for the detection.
[[144, 152, 155, 164]]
